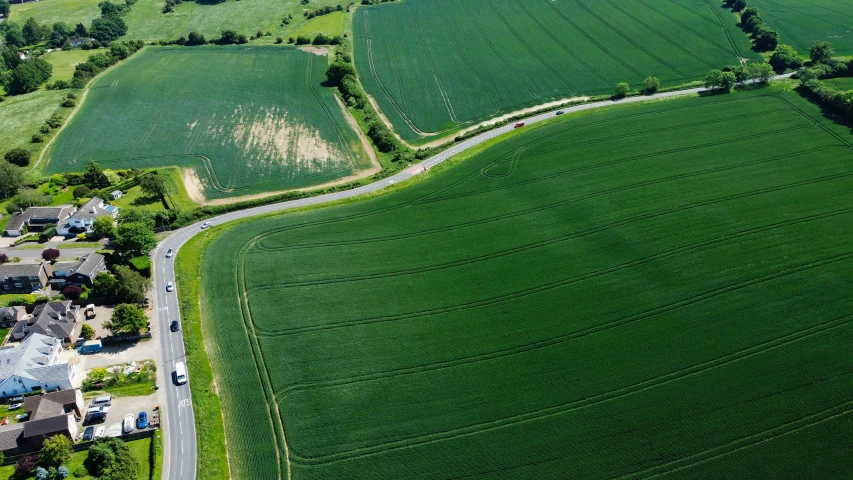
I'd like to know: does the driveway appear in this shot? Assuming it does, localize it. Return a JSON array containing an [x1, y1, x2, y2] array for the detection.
[[82, 392, 158, 438]]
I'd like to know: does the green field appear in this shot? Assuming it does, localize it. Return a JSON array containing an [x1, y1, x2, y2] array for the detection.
[[8, 0, 102, 28], [755, 0, 853, 55], [197, 88, 853, 479], [823, 76, 853, 90], [353, 0, 757, 141], [45, 46, 374, 201], [0, 89, 66, 158], [44, 49, 99, 85]]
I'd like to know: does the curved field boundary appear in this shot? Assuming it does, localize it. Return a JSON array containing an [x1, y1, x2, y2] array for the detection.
[[283, 312, 853, 464]]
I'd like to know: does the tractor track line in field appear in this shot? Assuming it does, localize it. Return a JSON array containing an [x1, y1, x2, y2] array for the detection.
[[545, 0, 644, 79], [255, 191, 853, 338], [637, 0, 744, 59], [573, 0, 687, 78], [701, 0, 747, 58], [408, 5, 458, 122], [283, 313, 853, 464], [615, 399, 853, 479], [664, 0, 725, 27], [252, 145, 836, 253], [268, 207, 853, 396]]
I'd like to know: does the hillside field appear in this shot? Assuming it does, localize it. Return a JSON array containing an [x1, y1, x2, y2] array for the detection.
[[198, 88, 853, 479], [756, 0, 853, 55], [45, 46, 374, 201], [353, 0, 757, 142]]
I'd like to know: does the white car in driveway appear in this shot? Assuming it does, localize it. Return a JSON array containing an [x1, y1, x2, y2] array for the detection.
[[94, 426, 106, 439], [166, 282, 174, 292], [122, 414, 134, 434]]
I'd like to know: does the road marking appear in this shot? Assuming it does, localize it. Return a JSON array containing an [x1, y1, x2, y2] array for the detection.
[[179, 398, 192, 408]]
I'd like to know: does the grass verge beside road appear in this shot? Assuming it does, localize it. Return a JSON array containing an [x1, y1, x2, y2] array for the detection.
[[174, 231, 229, 480]]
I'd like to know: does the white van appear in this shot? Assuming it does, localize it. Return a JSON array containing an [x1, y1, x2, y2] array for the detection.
[[174, 361, 187, 385]]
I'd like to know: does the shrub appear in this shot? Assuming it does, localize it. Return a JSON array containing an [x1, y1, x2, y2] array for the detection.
[[32, 133, 45, 143], [42, 248, 60, 262], [642, 77, 660, 94], [73, 466, 87, 478], [57, 466, 70, 479], [63, 285, 83, 300], [61, 99, 76, 108], [15, 454, 38, 477], [613, 82, 630, 98], [73, 185, 91, 198], [81, 324, 96, 340], [40, 225, 57, 242], [4, 148, 30, 167]]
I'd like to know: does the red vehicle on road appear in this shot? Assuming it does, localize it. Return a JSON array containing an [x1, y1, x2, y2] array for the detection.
[[514, 122, 525, 128]]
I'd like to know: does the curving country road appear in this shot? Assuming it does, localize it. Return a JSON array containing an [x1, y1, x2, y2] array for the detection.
[[151, 76, 791, 480]]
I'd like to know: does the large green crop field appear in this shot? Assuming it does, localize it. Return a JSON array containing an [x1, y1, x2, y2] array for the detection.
[[755, 0, 853, 55], [353, 0, 757, 142], [198, 88, 853, 479], [45, 46, 374, 201]]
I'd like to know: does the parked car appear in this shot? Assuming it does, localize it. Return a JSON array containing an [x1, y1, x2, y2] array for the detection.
[[94, 426, 106, 439], [15, 413, 29, 421], [166, 282, 174, 292], [137, 412, 148, 429], [122, 414, 134, 434], [84, 412, 106, 425], [91, 395, 112, 407], [555, 110, 565, 115], [201, 222, 212, 229], [87, 406, 110, 414], [7, 396, 23, 404], [170, 320, 180, 332], [514, 122, 525, 128], [165, 248, 174, 258], [82, 426, 95, 441], [8, 403, 22, 410]]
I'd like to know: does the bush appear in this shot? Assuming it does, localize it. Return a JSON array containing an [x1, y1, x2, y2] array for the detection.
[[73, 185, 91, 198], [63, 285, 83, 300], [642, 77, 660, 94], [32, 133, 45, 143], [40, 226, 57, 242], [4, 148, 30, 167], [613, 82, 630, 98], [61, 99, 76, 108], [81, 323, 96, 340], [42, 248, 60, 262], [73, 466, 87, 478], [15, 454, 38, 477], [57, 466, 70, 479]]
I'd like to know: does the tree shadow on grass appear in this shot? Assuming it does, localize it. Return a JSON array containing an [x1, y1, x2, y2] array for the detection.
[[129, 196, 160, 208]]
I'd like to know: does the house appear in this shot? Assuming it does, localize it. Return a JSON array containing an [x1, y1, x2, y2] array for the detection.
[[0, 334, 76, 399], [3, 205, 75, 237], [109, 190, 123, 200], [48, 253, 106, 290], [68, 37, 93, 47], [0, 263, 53, 293], [0, 307, 27, 329], [0, 390, 84, 453], [56, 198, 118, 236], [11, 301, 80, 344]]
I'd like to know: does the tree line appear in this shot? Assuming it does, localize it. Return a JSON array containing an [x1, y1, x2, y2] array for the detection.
[[725, 1, 779, 52]]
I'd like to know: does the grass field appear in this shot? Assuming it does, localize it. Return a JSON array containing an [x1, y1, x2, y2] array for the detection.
[[823, 76, 853, 90], [0, 89, 67, 158], [45, 46, 373, 201], [353, 0, 758, 142], [197, 87, 853, 479], [8, 0, 102, 28], [43, 49, 99, 85], [754, 0, 853, 55]]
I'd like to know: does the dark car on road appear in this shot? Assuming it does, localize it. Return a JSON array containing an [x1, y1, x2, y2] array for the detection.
[[82, 426, 95, 441], [555, 110, 565, 115], [84, 412, 106, 426], [137, 411, 148, 429], [170, 320, 180, 332]]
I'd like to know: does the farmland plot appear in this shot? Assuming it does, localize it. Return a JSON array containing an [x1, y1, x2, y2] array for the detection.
[[353, 0, 757, 141], [200, 89, 853, 479], [754, 0, 853, 55], [45, 46, 373, 201]]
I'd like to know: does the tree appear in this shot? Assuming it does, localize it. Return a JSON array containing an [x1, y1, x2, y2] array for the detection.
[[81, 323, 96, 340], [93, 215, 116, 238], [63, 285, 83, 300], [720, 71, 737, 91], [0, 163, 23, 198], [103, 303, 147, 334], [769, 45, 804, 72], [86, 438, 137, 480], [4, 148, 30, 167], [22, 17, 48, 45], [139, 174, 166, 197], [0, 0, 10, 17], [216, 29, 239, 45], [186, 31, 206, 46], [84, 160, 110, 188], [325, 62, 356, 87], [613, 82, 630, 98], [113, 222, 156, 257], [3, 22, 26, 47], [93, 272, 120, 297], [747, 62, 773, 84], [705, 69, 723, 89], [117, 208, 154, 228], [42, 248, 60, 262], [15, 454, 38, 477], [809, 41, 834, 65], [740, 7, 759, 24], [643, 76, 660, 94], [6, 58, 53, 95], [731, 0, 746, 11], [89, 15, 127, 42], [754, 29, 779, 51], [40, 435, 72, 467], [114, 266, 150, 303]]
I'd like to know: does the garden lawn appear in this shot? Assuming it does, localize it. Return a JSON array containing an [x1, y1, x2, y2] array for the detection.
[[353, 0, 758, 142], [0, 436, 153, 480], [755, 0, 853, 55], [43, 49, 100, 85], [45, 46, 373, 201], [0, 90, 66, 159], [198, 87, 853, 479]]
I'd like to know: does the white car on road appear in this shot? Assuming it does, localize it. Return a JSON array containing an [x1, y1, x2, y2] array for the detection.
[[165, 248, 174, 258], [166, 282, 174, 292], [201, 221, 212, 229], [123, 414, 135, 434]]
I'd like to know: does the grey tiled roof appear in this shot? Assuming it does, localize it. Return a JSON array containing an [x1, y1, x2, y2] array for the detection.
[[0, 263, 45, 279], [73, 253, 105, 279], [23, 415, 69, 438], [0, 425, 24, 451]]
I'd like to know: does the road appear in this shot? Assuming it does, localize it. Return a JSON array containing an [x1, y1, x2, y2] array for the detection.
[[151, 76, 792, 480]]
